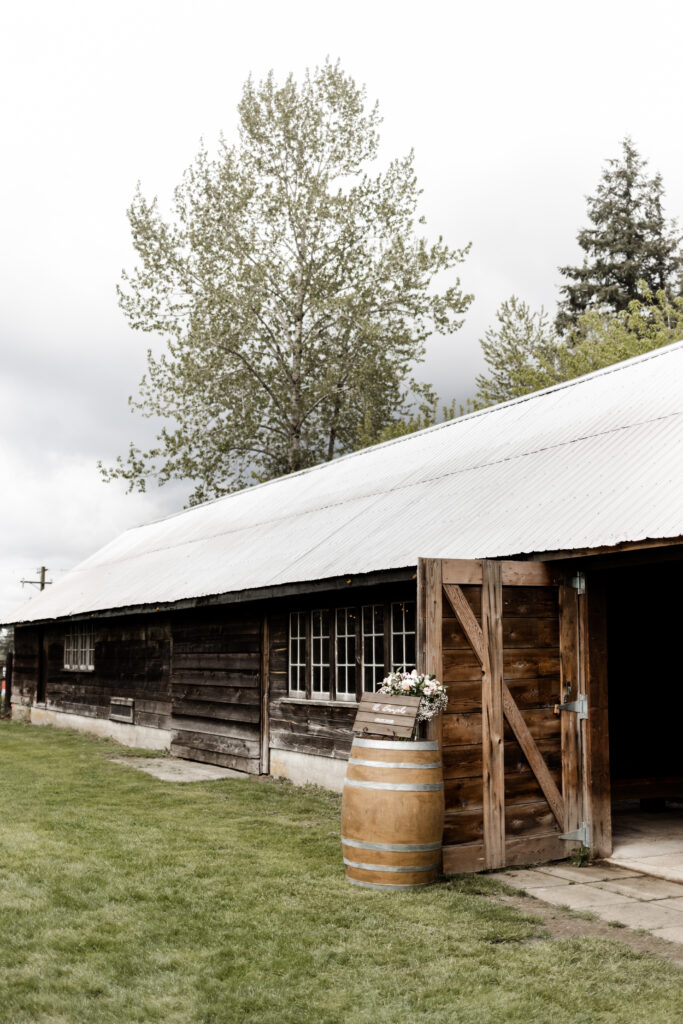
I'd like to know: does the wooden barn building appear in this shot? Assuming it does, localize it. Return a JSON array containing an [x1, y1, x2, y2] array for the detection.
[[6, 342, 683, 873]]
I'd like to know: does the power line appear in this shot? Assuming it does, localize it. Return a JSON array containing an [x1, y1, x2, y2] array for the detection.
[[20, 566, 52, 591]]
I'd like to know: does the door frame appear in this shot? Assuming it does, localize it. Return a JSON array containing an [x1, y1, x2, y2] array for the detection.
[[418, 557, 610, 870]]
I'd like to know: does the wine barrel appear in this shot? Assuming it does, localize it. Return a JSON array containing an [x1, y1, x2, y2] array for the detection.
[[341, 737, 444, 889]]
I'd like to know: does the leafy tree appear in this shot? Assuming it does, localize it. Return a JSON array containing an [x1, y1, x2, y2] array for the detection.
[[556, 138, 682, 333], [101, 61, 471, 504], [359, 397, 469, 445], [476, 286, 683, 407], [474, 298, 560, 406]]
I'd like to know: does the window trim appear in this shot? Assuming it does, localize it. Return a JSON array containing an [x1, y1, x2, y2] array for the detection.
[[63, 624, 95, 672], [286, 598, 416, 703], [335, 607, 358, 702], [310, 608, 331, 699], [288, 611, 307, 697], [391, 600, 417, 674]]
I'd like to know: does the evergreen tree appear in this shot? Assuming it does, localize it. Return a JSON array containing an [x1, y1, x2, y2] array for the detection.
[[476, 286, 683, 407], [556, 138, 682, 333], [475, 298, 559, 406]]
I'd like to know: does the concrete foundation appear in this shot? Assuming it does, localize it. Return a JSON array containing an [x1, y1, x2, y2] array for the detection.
[[269, 747, 347, 792], [29, 706, 172, 751]]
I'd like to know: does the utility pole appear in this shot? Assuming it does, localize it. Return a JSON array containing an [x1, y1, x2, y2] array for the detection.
[[20, 566, 52, 591]]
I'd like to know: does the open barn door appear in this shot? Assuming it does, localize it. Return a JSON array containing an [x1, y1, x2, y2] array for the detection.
[[418, 559, 585, 873]]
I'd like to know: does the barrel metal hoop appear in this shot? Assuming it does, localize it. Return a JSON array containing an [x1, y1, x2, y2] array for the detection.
[[347, 878, 435, 890], [352, 738, 439, 751], [341, 836, 442, 853], [343, 858, 438, 873], [344, 779, 444, 792], [348, 758, 442, 770]]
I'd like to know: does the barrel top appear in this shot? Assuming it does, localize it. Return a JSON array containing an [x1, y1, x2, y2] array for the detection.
[[351, 738, 439, 751]]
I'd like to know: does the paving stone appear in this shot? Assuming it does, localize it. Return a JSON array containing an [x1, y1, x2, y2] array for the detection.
[[652, 897, 683, 914], [493, 869, 571, 891], [610, 840, 683, 858], [589, 901, 683, 931], [608, 857, 683, 884], [531, 884, 636, 911], [597, 876, 683, 901], [538, 863, 638, 883], [651, 925, 683, 943]]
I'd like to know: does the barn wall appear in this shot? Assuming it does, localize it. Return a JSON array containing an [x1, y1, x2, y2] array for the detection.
[[169, 607, 262, 774], [12, 617, 173, 730], [267, 581, 417, 787], [11, 575, 417, 785], [11, 625, 40, 715]]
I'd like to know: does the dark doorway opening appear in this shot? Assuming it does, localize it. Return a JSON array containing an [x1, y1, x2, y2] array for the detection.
[[605, 560, 683, 878]]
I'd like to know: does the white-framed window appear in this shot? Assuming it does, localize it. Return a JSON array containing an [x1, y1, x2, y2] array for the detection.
[[335, 608, 357, 701], [289, 612, 306, 695], [392, 601, 416, 672], [64, 624, 95, 672], [311, 609, 330, 697], [362, 604, 385, 692]]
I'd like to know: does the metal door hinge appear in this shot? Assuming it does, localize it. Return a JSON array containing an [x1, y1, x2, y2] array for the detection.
[[560, 821, 591, 846], [554, 694, 588, 720], [571, 572, 586, 595]]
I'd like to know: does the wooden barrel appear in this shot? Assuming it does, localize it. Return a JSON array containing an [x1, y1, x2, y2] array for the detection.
[[341, 737, 444, 889]]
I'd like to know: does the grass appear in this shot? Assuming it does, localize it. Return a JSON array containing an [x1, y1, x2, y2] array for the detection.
[[1, 721, 682, 1024]]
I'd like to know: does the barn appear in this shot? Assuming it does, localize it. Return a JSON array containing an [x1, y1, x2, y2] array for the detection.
[[6, 341, 683, 873]]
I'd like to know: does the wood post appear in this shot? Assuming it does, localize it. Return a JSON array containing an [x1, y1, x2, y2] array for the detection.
[[259, 616, 270, 775], [560, 584, 582, 835], [481, 561, 506, 869], [582, 574, 612, 857]]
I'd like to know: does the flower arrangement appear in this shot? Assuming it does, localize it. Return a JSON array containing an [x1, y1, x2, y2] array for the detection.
[[377, 669, 448, 723]]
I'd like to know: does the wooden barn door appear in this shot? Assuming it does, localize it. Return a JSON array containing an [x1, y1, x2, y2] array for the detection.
[[418, 558, 585, 873]]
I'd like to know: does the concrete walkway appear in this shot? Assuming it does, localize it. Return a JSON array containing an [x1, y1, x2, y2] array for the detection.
[[495, 861, 683, 944], [110, 756, 246, 782], [608, 809, 683, 883]]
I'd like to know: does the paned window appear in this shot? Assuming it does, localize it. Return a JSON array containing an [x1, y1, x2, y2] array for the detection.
[[289, 612, 306, 695], [311, 609, 330, 696], [335, 608, 357, 700], [392, 601, 416, 672], [362, 604, 385, 692], [64, 625, 95, 671]]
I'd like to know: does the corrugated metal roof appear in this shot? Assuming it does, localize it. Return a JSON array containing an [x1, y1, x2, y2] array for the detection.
[[10, 341, 683, 623]]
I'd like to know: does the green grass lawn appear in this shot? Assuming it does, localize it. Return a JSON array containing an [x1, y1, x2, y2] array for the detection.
[[0, 721, 681, 1024]]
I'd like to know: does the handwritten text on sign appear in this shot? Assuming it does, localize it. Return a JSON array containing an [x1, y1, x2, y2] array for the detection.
[[352, 692, 421, 739]]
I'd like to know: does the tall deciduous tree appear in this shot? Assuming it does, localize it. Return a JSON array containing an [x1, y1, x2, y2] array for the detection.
[[100, 62, 471, 504], [556, 138, 682, 333]]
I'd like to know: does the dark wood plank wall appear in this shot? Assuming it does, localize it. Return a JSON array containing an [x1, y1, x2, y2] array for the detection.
[[268, 612, 357, 760], [442, 585, 563, 864], [12, 619, 173, 727], [169, 609, 262, 773], [12, 577, 417, 772], [267, 581, 418, 763], [11, 626, 40, 704]]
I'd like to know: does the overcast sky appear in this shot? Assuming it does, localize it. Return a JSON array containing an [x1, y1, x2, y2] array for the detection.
[[2, 0, 682, 618]]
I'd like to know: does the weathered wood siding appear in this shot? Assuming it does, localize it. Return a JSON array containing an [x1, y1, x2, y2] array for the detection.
[[267, 582, 417, 763], [170, 609, 261, 773], [12, 619, 173, 726], [436, 573, 569, 868], [11, 626, 40, 705], [268, 612, 357, 760]]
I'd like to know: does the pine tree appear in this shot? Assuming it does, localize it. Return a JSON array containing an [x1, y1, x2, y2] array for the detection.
[[556, 138, 682, 333]]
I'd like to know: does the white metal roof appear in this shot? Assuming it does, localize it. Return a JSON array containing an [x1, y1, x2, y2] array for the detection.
[[10, 342, 683, 623]]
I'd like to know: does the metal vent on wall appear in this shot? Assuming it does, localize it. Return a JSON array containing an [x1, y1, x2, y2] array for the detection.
[[110, 697, 134, 724]]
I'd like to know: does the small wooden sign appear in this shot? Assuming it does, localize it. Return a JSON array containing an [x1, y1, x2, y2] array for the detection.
[[352, 692, 421, 739]]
